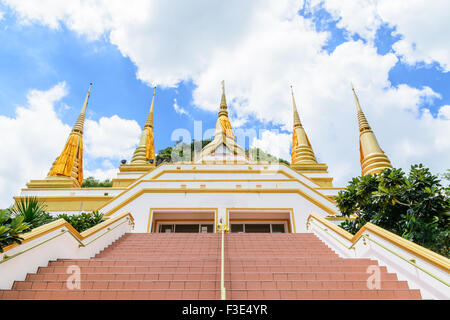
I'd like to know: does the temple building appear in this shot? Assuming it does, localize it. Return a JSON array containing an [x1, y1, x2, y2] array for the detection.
[[19, 82, 344, 233], [1, 82, 448, 300]]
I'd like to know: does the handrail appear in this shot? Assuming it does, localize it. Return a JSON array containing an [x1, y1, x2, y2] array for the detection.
[[307, 213, 450, 272], [307, 214, 449, 287], [1, 212, 134, 253], [217, 218, 227, 300]]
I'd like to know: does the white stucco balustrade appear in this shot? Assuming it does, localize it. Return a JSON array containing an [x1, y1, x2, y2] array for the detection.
[[0, 212, 134, 290], [307, 214, 450, 300]]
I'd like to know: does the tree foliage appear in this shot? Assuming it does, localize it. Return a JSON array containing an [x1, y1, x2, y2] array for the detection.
[[82, 176, 113, 188], [155, 139, 289, 165], [336, 164, 450, 257], [247, 147, 290, 165]]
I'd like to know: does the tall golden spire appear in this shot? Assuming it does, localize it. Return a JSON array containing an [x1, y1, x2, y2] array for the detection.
[[195, 81, 246, 162], [352, 85, 392, 175], [217, 80, 234, 139], [47, 83, 92, 187], [131, 86, 156, 164], [290, 86, 317, 164]]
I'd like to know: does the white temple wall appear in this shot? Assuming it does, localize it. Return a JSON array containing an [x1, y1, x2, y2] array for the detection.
[[106, 192, 333, 233]]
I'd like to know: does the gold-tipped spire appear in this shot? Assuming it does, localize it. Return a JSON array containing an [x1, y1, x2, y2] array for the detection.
[[291, 86, 301, 128], [195, 81, 247, 162], [290, 86, 317, 164], [352, 85, 392, 175], [131, 86, 156, 164], [47, 83, 92, 187], [217, 80, 234, 139], [218, 80, 229, 117], [71, 83, 91, 135]]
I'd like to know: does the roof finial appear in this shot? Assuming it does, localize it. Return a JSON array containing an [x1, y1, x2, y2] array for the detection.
[[351, 86, 393, 175], [218, 80, 228, 117], [290, 86, 317, 165], [145, 86, 156, 127], [291, 85, 301, 127], [71, 83, 92, 134]]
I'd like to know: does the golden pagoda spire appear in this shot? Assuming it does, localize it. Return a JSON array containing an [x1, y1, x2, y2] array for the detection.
[[131, 86, 156, 164], [290, 86, 317, 164], [217, 80, 234, 139], [47, 83, 92, 187], [352, 85, 392, 175], [195, 81, 246, 162]]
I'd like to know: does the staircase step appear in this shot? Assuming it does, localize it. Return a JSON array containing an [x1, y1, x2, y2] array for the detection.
[[13, 279, 410, 291], [0, 232, 422, 300]]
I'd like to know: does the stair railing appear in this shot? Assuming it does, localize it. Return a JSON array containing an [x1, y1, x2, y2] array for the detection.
[[307, 213, 450, 287], [217, 218, 228, 300]]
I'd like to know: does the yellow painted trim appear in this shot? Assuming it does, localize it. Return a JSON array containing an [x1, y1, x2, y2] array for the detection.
[[14, 195, 114, 202], [146, 208, 218, 233], [2, 211, 134, 253], [103, 189, 338, 217], [140, 179, 293, 182], [95, 168, 335, 213], [307, 213, 450, 272], [21, 187, 126, 191], [325, 216, 356, 221]]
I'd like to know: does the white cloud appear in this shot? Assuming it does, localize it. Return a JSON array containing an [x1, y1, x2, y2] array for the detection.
[[84, 159, 117, 182], [84, 115, 141, 160], [309, 0, 450, 71], [308, 0, 382, 41], [172, 98, 189, 117], [1, 0, 449, 189], [251, 130, 292, 161], [0, 82, 71, 208], [438, 105, 450, 120]]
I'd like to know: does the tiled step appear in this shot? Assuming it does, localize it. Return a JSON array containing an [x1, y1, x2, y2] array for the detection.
[[50, 258, 375, 266], [0, 232, 422, 300], [26, 271, 399, 282], [0, 289, 219, 300], [13, 279, 410, 291], [26, 272, 219, 281], [37, 264, 389, 274], [227, 289, 422, 300], [0, 288, 421, 300]]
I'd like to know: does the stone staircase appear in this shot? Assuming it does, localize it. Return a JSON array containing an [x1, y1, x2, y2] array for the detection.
[[0, 233, 422, 299]]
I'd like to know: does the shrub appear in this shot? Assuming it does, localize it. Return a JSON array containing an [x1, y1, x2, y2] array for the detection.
[[336, 164, 450, 257], [56, 211, 105, 233], [0, 211, 30, 253], [8, 197, 54, 230]]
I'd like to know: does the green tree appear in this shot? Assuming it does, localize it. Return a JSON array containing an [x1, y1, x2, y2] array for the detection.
[[247, 147, 290, 165], [8, 197, 54, 230], [336, 164, 450, 257], [155, 146, 173, 165], [82, 177, 113, 188], [442, 169, 450, 184], [155, 139, 289, 165]]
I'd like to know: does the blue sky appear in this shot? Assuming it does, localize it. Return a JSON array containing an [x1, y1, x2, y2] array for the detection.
[[0, 0, 449, 207]]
